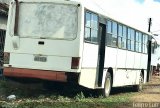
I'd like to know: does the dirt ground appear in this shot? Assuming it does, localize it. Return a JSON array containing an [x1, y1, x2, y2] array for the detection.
[[131, 75, 160, 102]]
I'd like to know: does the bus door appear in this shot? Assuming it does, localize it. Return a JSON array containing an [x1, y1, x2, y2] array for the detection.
[[147, 39, 152, 82], [97, 23, 106, 87]]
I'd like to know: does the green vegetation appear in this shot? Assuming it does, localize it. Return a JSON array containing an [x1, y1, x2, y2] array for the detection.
[[0, 95, 132, 108], [0, 79, 134, 108]]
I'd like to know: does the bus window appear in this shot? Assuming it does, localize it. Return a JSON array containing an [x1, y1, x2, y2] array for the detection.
[[118, 24, 122, 48], [85, 12, 91, 41], [139, 32, 142, 53], [85, 27, 90, 41], [112, 21, 117, 47], [106, 20, 112, 46], [131, 29, 135, 51], [122, 26, 127, 49], [84, 12, 98, 43], [85, 12, 91, 27], [127, 28, 131, 50], [91, 14, 98, 43], [106, 20, 117, 47], [135, 31, 143, 53], [142, 34, 145, 53], [107, 20, 112, 33], [135, 31, 139, 52], [18, 3, 78, 39]]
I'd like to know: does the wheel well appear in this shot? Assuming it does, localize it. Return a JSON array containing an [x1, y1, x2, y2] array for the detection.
[[107, 67, 113, 85]]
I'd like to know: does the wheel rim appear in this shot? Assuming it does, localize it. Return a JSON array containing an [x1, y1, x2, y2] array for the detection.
[[104, 77, 111, 96]]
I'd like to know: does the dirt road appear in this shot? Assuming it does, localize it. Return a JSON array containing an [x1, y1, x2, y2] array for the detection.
[[131, 76, 160, 102]]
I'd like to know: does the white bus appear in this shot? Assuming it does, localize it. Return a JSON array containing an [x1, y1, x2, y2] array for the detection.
[[3, 0, 152, 97]]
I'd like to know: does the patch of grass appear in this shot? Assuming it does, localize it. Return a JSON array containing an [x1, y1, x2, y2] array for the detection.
[[74, 92, 85, 101], [74, 92, 133, 108], [97, 93, 132, 103], [0, 91, 133, 108], [0, 79, 135, 108]]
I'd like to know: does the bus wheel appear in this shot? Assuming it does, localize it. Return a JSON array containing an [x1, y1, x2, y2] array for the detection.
[[103, 72, 112, 97], [134, 72, 144, 92]]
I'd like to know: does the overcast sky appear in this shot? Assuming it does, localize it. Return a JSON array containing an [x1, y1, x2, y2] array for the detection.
[[92, 0, 160, 36], [1, 0, 160, 36]]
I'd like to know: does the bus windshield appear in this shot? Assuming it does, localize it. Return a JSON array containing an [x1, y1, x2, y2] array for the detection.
[[17, 3, 78, 40]]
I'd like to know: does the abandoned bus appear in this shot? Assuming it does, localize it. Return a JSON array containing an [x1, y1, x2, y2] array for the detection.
[[3, 0, 152, 97]]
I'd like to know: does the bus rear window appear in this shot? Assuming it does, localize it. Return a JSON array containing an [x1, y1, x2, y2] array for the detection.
[[17, 3, 78, 40]]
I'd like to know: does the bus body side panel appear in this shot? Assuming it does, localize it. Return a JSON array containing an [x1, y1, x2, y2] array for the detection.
[[126, 51, 135, 69], [79, 68, 97, 89], [116, 49, 127, 69], [140, 54, 148, 83], [102, 49, 148, 88], [140, 54, 148, 69], [79, 43, 98, 89], [134, 53, 141, 69], [143, 70, 147, 83], [103, 47, 118, 87], [111, 49, 128, 87], [104, 47, 117, 68]]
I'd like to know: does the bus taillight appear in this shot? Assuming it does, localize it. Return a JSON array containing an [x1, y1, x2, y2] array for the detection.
[[4, 52, 10, 64], [71, 57, 80, 69]]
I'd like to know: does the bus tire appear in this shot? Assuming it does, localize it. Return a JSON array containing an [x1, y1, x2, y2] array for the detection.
[[133, 72, 144, 92], [103, 72, 112, 97]]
